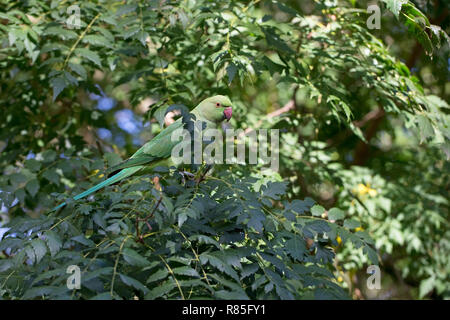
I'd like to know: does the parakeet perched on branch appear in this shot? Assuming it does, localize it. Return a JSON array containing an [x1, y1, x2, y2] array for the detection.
[[51, 95, 233, 212]]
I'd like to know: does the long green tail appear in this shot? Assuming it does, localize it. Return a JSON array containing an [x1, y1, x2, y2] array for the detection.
[[50, 166, 143, 212]]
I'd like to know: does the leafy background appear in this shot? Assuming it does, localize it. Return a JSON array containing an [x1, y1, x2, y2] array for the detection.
[[0, 0, 448, 299]]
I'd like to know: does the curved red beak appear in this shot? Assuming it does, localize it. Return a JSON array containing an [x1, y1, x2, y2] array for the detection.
[[223, 107, 232, 122]]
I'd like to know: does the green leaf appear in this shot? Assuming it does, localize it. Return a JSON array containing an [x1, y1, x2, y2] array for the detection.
[[343, 219, 361, 229], [116, 4, 137, 16], [419, 277, 435, 298], [104, 152, 122, 167], [262, 56, 285, 75], [122, 248, 150, 267], [285, 198, 315, 214], [262, 181, 288, 200], [382, 0, 408, 18], [349, 122, 367, 143], [31, 239, 47, 263], [146, 269, 169, 284], [123, 26, 140, 40], [328, 208, 345, 221], [32, 268, 66, 285], [144, 281, 177, 299], [215, 289, 250, 300], [178, 211, 188, 227], [0, 260, 14, 272], [76, 204, 92, 215], [363, 246, 379, 265], [68, 63, 87, 80], [417, 114, 434, 143], [247, 211, 266, 232], [262, 26, 294, 54], [82, 35, 113, 48], [286, 238, 306, 261], [23, 286, 59, 299], [43, 26, 78, 40], [50, 76, 67, 101], [311, 205, 325, 217], [119, 274, 149, 294], [71, 235, 95, 247], [241, 263, 259, 279], [226, 63, 237, 84], [42, 150, 57, 162], [188, 235, 220, 249], [93, 212, 107, 229], [44, 231, 62, 257], [74, 48, 102, 67], [25, 179, 39, 197], [172, 266, 200, 278], [401, 3, 433, 54], [84, 267, 114, 282], [24, 159, 41, 172], [90, 292, 113, 300]]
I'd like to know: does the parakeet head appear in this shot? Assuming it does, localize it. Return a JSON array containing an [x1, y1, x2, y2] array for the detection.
[[193, 95, 233, 124]]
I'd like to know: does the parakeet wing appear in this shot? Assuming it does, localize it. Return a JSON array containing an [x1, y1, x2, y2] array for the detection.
[[106, 119, 184, 174]]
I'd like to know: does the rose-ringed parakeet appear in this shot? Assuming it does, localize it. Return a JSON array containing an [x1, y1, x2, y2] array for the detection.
[[50, 95, 233, 212]]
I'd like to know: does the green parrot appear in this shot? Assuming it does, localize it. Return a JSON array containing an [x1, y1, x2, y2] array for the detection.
[[50, 95, 233, 212]]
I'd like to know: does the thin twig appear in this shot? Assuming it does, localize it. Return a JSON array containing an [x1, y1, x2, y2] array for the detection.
[[63, 12, 101, 69]]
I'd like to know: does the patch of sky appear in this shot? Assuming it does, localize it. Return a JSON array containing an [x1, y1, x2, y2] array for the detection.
[[114, 134, 126, 147], [0, 196, 17, 241], [89, 84, 116, 111], [115, 109, 143, 135], [97, 128, 112, 140], [26, 152, 35, 159], [0, 228, 9, 241], [89, 84, 145, 146]]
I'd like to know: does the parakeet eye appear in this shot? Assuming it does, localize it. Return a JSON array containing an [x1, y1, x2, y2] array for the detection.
[[216, 102, 221, 107]]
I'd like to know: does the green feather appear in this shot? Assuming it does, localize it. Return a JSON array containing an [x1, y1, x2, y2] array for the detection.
[[50, 166, 142, 212]]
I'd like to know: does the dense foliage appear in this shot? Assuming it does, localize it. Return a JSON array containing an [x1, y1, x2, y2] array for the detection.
[[0, 0, 448, 299]]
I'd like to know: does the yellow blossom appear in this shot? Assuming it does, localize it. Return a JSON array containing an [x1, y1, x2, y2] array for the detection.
[[354, 183, 377, 197]]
